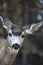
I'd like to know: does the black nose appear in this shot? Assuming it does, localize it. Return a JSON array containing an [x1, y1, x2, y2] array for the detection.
[[12, 43, 20, 50]]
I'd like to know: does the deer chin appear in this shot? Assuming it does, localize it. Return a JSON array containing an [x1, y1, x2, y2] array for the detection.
[[7, 45, 19, 54]]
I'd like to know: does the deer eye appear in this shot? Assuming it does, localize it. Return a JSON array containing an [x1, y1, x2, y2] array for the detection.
[[9, 33, 12, 36], [21, 35, 25, 38]]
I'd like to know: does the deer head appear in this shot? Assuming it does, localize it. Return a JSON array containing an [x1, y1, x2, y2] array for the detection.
[[0, 14, 43, 52]]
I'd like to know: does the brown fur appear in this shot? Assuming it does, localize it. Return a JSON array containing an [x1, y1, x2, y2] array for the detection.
[[0, 26, 8, 38], [0, 39, 19, 65]]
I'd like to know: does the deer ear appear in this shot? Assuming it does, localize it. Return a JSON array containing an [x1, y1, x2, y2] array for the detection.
[[23, 20, 43, 35]]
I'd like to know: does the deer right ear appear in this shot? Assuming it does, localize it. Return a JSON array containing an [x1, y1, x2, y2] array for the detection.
[[0, 14, 7, 30]]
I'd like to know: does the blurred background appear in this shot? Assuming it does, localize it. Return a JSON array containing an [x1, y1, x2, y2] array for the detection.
[[0, 0, 43, 65]]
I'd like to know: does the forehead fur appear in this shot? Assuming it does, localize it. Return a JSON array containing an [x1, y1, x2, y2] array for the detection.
[[11, 26, 23, 33]]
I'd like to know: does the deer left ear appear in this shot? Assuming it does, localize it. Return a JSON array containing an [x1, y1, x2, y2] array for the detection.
[[23, 20, 43, 35]]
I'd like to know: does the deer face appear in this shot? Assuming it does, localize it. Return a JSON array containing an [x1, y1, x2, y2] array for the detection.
[[7, 27, 25, 51]]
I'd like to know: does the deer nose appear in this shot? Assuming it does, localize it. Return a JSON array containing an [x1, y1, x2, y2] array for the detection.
[[12, 43, 20, 50]]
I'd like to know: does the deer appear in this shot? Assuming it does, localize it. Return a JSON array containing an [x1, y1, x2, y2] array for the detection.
[[0, 13, 43, 65]]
